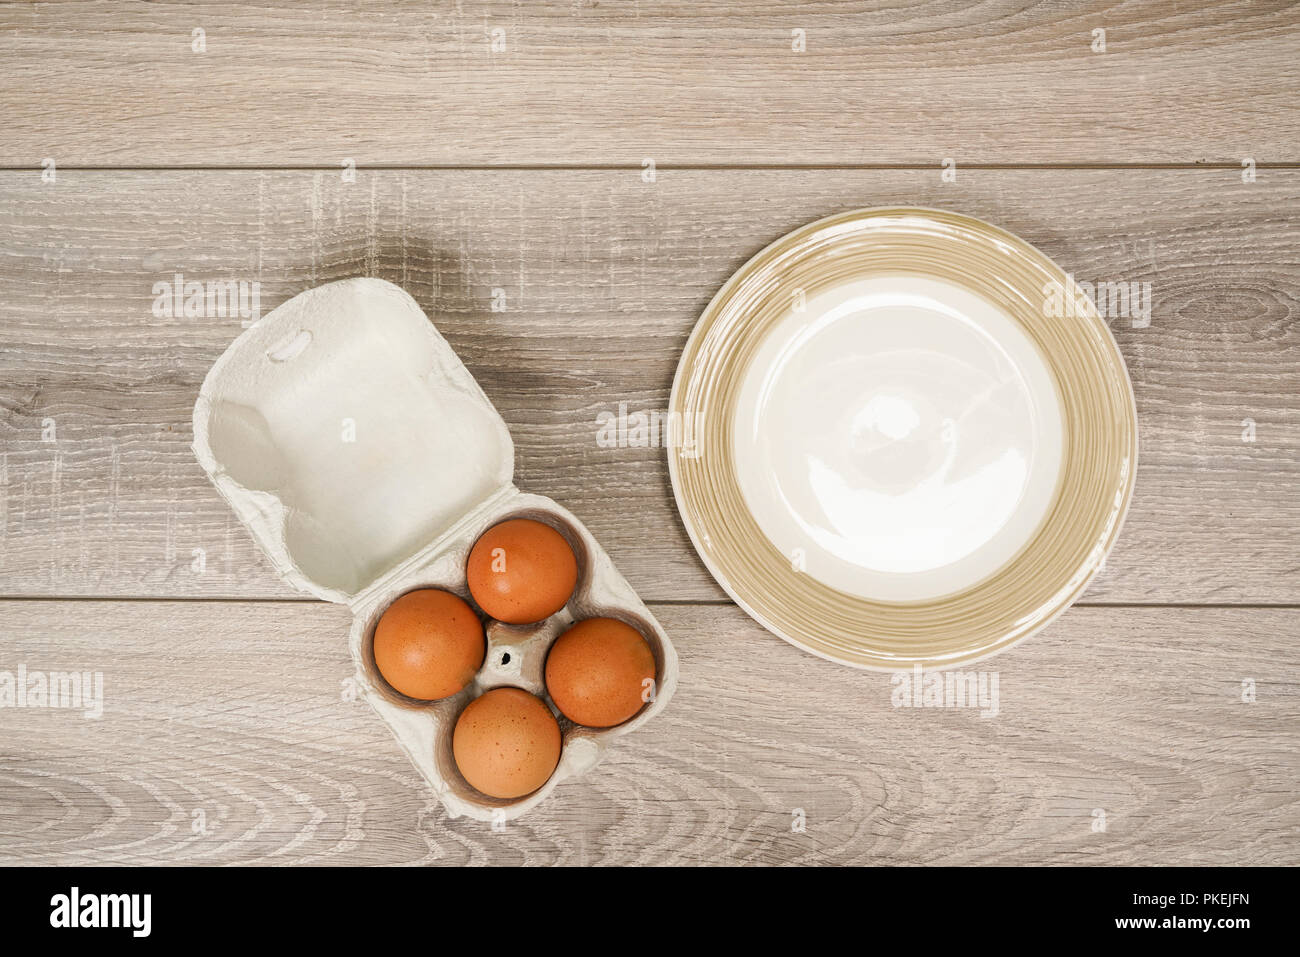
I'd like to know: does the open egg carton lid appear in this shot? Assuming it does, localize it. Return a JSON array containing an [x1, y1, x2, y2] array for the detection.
[[191, 277, 517, 607]]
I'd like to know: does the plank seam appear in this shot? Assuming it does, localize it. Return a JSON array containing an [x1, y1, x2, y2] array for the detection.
[[0, 596, 1294, 609], [2, 163, 1299, 173]]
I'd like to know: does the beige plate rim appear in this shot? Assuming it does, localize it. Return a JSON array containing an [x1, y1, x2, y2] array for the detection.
[[666, 206, 1140, 672]]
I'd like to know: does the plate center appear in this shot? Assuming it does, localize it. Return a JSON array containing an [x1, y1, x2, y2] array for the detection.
[[732, 274, 1064, 602]]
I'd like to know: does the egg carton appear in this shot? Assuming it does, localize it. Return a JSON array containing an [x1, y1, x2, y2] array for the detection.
[[192, 277, 678, 821]]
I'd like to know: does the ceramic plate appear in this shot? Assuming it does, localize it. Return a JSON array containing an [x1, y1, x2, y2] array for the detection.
[[668, 208, 1138, 670]]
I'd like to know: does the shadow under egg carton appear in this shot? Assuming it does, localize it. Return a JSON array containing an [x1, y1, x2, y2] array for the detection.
[[349, 493, 679, 822]]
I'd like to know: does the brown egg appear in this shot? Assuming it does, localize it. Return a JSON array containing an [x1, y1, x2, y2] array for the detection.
[[372, 589, 484, 701], [452, 687, 562, 799], [545, 617, 657, 728], [466, 518, 578, 624]]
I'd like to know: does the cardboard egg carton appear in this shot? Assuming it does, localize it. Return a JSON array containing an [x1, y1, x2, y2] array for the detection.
[[192, 277, 678, 821]]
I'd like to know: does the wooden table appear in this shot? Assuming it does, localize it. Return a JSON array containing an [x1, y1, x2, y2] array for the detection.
[[0, 2, 1296, 866]]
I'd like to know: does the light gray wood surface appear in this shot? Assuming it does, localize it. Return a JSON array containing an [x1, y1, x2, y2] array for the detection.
[[1, 1, 1298, 165], [0, 169, 1296, 603], [0, 601, 1294, 866], [0, 1, 1296, 866]]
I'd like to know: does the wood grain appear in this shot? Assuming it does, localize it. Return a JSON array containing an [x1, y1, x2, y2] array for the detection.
[[0, 168, 1296, 602], [0, 600, 1293, 866], [0, 0, 1294, 872], [1, 1, 1298, 166]]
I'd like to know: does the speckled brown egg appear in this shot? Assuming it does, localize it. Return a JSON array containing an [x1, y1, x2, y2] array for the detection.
[[545, 617, 657, 728], [452, 687, 562, 799], [372, 589, 484, 701], [466, 518, 578, 624]]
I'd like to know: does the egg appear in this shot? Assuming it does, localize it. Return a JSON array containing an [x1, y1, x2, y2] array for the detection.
[[466, 518, 578, 624], [452, 687, 562, 799], [545, 617, 656, 728], [372, 589, 485, 701]]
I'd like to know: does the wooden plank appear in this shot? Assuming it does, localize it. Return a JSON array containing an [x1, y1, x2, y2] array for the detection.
[[1, 168, 1296, 602], [0, 601, 1293, 865], [1, 166, 1297, 601], [1, 1, 1297, 166]]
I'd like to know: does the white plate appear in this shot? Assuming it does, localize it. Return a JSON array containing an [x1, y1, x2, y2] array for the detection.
[[668, 208, 1138, 669]]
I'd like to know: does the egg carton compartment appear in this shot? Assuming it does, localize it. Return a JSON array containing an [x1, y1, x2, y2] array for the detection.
[[351, 494, 678, 821], [193, 277, 678, 823]]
